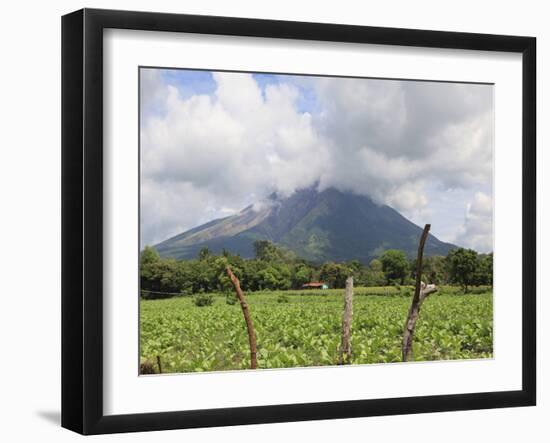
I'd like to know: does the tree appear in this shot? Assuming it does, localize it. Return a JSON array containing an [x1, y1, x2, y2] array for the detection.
[[474, 253, 493, 286], [380, 250, 409, 285], [446, 248, 479, 292], [140, 247, 177, 298], [253, 240, 278, 261], [257, 265, 291, 290], [141, 245, 160, 265], [369, 258, 383, 273], [241, 259, 264, 292], [140, 255, 186, 297], [320, 262, 348, 288], [291, 264, 313, 288], [421, 255, 448, 285], [347, 260, 362, 275], [198, 246, 211, 261], [253, 240, 296, 263], [364, 259, 385, 286]]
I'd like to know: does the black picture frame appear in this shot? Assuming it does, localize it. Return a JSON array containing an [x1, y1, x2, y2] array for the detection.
[[62, 8, 536, 435]]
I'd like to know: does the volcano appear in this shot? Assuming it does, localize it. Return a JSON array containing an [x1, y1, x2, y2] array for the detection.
[[154, 187, 457, 262]]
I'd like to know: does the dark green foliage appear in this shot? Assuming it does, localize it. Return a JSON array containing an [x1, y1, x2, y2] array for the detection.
[[140, 243, 492, 299], [446, 248, 493, 292], [198, 246, 211, 261], [369, 258, 383, 272], [193, 293, 214, 307], [475, 253, 493, 286], [446, 248, 479, 292], [257, 263, 292, 290], [380, 249, 409, 285], [422, 255, 448, 284], [225, 293, 238, 305], [291, 264, 313, 289], [141, 242, 307, 297], [363, 259, 386, 286], [277, 294, 290, 303], [139, 257, 186, 294], [254, 240, 281, 261], [408, 255, 448, 285], [319, 262, 349, 288], [140, 290, 167, 300], [141, 245, 160, 266]]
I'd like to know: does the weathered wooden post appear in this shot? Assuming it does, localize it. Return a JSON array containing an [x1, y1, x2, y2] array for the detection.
[[338, 276, 354, 365], [226, 266, 258, 369], [402, 224, 438, 362]]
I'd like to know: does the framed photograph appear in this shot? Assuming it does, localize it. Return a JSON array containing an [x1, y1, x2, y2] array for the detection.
[[62, 8, 536, 435]]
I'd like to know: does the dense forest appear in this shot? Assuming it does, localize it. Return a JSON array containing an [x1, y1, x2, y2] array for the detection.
[[140, 240, 493, 299]]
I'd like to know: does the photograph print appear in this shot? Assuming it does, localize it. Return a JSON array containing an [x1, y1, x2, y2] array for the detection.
[[139, 67, 494, 375]]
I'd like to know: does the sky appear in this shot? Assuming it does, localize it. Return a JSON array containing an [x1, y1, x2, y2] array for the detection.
[[140, 68, 494, 253]]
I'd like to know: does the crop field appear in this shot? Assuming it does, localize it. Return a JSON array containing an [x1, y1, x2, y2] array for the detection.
[[140, 286, 493, 373]]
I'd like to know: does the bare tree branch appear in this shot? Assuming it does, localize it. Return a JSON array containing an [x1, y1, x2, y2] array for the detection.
[[226, 266, 258, 369], [402, 224, 438, 362], [338, 276, 354, 365]]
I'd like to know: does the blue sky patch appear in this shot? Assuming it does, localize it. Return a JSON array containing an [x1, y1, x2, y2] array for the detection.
[[161, 69, 217, 100]]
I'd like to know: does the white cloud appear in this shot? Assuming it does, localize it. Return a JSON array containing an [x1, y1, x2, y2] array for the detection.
[[140, 69, 170, 117], [140, 69, 494, 250], [140, 71, 331, 244], [312, 78, 493, 212], [454, 192, 494, 252]]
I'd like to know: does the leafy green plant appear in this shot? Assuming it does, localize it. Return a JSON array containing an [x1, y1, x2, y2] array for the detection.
[[140, 287, 493, 373], [225, 293, 238, 305], [193, 293, 214, 307], [277, 294, 289, 303]]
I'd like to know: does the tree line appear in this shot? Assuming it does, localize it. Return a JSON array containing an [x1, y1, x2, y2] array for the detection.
[[140, 240, 493, 299]]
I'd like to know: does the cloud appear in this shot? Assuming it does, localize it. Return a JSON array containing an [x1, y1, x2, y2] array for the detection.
[[140, 69, 170, 117], [140, 180, 216, 246], [312, 78, 493, 206], [140, 68, 494, 249], [140, 70, 331, 244], [454, 192, 494, 252]]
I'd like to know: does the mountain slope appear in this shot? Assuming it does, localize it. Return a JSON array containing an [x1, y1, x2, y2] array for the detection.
[[154, 187, 457, 262]]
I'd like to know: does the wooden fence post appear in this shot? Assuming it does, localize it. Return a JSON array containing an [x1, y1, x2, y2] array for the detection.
[[402, 224, 438, 362], [338, 276, 354, 364], [226, 266, 258, 369]]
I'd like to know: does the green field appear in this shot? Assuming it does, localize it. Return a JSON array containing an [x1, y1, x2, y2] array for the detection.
[[140, 286, 493, 373]]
